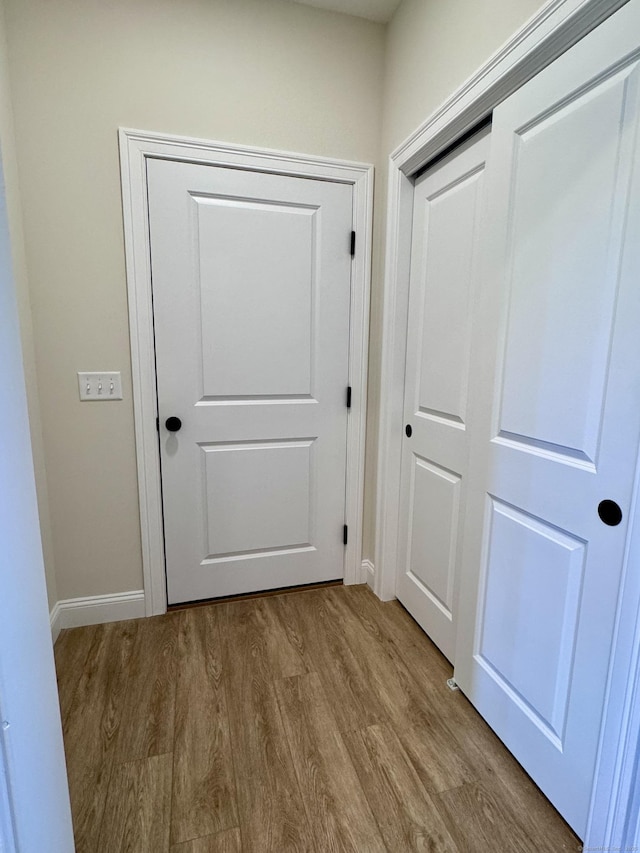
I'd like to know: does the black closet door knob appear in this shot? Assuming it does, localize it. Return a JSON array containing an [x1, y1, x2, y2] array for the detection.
[[598, 499, 622, 526], [165, 416, 182, 432], [405, 424, 412, 438]]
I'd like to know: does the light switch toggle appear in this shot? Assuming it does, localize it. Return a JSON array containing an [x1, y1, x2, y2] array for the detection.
[[78, 371, 123, 401]]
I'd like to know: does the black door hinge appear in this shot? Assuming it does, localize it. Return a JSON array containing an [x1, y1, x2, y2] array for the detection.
[[343, 524, 348, 546], [346, 386, 352, 409], [156, 416, 160, 432], [350, 231, 356, 257]]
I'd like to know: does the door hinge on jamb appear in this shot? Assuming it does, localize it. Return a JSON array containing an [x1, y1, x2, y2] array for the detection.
[[346, 386, 352, 409], [343, 524, 348, 546], [350, 231, 356, 257], [156, 416, 159, 432]]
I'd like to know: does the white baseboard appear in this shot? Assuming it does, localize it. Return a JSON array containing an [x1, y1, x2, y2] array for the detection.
[[361, 559, 375, 588], [50, 590, 145, 641], [49, 568, 378, 642]]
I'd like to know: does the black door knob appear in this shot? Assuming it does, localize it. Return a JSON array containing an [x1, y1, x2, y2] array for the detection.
[[598, 500, 622, 526], [405, 424, 412, 438], [165, 416, 182, 432]]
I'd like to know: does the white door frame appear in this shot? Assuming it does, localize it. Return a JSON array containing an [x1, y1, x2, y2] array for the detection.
[[119, 128, 373, 616], [375, 0, 638, 846]]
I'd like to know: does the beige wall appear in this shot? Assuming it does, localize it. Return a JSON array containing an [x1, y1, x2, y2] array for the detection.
[[4, 0, 384, 600], [0, 2, 57, 608], [382, 0, 547, 153], [4, 0, 549, 605]]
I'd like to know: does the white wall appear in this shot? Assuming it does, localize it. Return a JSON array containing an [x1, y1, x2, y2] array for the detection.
[[0, 2, 57, 609], [0, 27, 74, 847], [4, 0, 385, 602]]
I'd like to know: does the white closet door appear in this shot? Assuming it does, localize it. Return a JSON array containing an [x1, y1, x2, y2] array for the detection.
[[147, 159, 352, 604], [396, 129, 490, 662], [455, 0, 640, 835]]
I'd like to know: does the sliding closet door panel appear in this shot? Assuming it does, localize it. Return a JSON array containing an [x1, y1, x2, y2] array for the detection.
[[455, 0, 640, 835], [396, 128, 490, 662]]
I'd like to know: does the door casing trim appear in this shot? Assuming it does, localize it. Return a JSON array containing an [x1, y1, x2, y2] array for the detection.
[[375, 0, 637, 847], [118, 128, 373, 616]]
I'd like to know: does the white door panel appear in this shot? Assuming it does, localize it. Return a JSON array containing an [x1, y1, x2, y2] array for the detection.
[[147, 159, 352, 603], [456, 0, 640, 835], [202, 440, 314, 556], [196, 197, 314, 397], [396, 129, 490, 662], [409, 458, 461, 613]]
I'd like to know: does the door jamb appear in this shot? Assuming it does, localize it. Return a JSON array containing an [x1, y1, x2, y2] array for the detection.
[[375, 0, 637, 846], [118, 128, 373, 616]]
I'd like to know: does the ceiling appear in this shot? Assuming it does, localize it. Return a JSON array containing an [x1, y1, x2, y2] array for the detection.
[[289, 0, 402, 24]]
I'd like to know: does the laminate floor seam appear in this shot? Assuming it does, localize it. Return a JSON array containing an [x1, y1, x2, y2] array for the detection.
[[91, 622, 141, 853], [111, 751, 174, 767], [214, 613, 246, 853], [434, 779, 474, 797], [168, 613, 181, 848], [94, 740, 121, 850]]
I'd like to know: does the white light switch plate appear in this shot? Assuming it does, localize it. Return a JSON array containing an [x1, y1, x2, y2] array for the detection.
[[78, 371, 123, 401]]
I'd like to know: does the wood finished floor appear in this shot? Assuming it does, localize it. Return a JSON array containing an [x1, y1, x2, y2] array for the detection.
[[54, 584, 580, 852]]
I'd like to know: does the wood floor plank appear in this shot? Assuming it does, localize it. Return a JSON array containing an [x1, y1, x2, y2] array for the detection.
[[274, 672, 386, 853], [98, 753, 172, 852], [116, 612, 179, 762], [54, 624, 99, 721], [340, 586, 503, 773], [236, 595, 307, 679], [273, 589, 387, 732], [436, 779, 571, 853], [343, 586, 578, 850], [345, 584, 578, 851], [171, 827, 242, 852], [63, 619, 139, 853], [474, 756, 580, 851], [341, 584, 451, 682], [172, 608, 238, 845], [322, 588, 475, 794], [58, 584, 581, 853], [343, 723, 459, 852], [439, 679, 578, 850], [219, 599, 315, 853]]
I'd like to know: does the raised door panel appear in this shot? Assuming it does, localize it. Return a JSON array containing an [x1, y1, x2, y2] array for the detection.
[[417, 168, 482, 427], [195, 196, 316, 399], [408, 457, 461, 617], [478, 500, 586, 745], [498, 73, 632, 464], [202, 440, 314, 559]]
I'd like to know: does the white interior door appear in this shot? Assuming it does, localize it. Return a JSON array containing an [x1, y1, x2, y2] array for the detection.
[[396, 128, 490, 662], [455, 0, 640, 836], [147, 159, 352, 604]]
